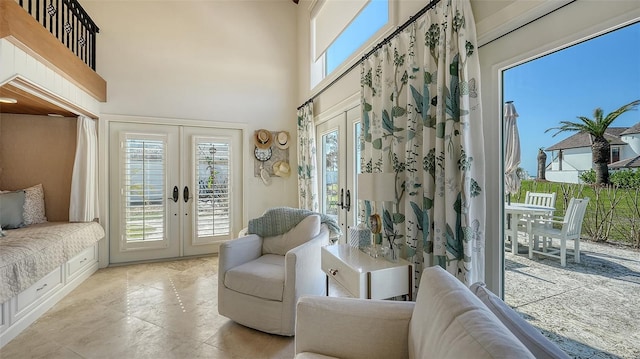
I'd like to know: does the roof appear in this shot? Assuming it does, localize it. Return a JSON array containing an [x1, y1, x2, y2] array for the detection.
[[608, 155, 640, 169], [621, 122, 640, 136], [546, 127, 629, 151]]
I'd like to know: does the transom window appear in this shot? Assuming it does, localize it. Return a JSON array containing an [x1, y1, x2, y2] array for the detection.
[[310, 0, 391, 89]]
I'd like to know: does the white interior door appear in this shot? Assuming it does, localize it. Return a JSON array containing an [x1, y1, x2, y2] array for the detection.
[[316, 105, 362, 244], [109, 122, 243, 263]]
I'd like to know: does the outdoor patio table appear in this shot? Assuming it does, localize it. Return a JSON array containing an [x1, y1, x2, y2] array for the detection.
[[505, 203, 555, 255]]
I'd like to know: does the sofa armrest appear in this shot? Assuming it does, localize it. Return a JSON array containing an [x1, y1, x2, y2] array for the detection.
[[218, 234, 262, 275], [295, 296, 414, 359]]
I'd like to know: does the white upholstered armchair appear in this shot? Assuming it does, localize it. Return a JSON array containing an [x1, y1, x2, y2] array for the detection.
[[218, 214, 329, 336]]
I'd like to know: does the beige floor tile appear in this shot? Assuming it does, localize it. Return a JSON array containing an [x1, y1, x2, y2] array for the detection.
[[0, 256, 297, 359]]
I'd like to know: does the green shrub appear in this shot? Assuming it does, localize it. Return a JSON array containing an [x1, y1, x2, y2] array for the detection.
[[610, 169, 640, 188], [579, 169, 596, 184]]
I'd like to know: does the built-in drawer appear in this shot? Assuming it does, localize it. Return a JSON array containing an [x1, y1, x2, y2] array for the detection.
[[321, 247, 361, 297], [66, 245, 97, 281], [0, 299, 8, 334], [14, 266, 63, 318]]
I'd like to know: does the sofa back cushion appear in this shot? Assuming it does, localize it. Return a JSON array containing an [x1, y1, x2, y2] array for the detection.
[[470, 282, 570, 359], [262, 215, 321, 255], [408, 266, 534, 359]]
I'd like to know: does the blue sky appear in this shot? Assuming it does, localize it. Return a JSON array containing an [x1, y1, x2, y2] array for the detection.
[[504, 21, 640, 176]]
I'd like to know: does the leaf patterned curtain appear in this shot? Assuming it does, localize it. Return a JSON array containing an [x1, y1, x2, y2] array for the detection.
[[297, 102, 319, 211], [360, 0, 485, 289]]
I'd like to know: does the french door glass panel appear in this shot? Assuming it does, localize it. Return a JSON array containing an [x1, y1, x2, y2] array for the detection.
[[316, 105, 361, 244], [123, 135, 167, 245], [110, 123, 180, 263], [183, 127, 243, 256]]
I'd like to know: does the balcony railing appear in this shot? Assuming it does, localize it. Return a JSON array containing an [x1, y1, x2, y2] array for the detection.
[[16, 0, 99, 70]]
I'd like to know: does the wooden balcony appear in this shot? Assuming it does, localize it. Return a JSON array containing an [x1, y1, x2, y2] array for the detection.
[[0, 0, 106, 105]]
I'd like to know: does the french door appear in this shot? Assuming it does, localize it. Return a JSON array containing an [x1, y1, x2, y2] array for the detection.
[[316, 105, 362, 244], [109, 122, 242, 263]]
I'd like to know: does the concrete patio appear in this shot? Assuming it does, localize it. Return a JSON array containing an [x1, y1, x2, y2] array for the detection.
[[505, 237, 640, 358]]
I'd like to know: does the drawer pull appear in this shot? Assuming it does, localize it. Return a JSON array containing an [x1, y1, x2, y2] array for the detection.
[[329, 269, 338, 276], [79, 257, 88, 264], [36, 283, 48, 292]]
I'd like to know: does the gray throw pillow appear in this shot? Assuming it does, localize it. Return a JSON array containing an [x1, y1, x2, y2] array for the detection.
[[0, 190, 26, 229], [470, 282, 570, 359]]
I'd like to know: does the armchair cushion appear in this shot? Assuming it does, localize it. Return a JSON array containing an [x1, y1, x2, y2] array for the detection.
[[224, 254, 285, 301], [263, 215, 321, 255]]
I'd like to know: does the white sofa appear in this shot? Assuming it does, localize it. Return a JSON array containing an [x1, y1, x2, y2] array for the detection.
[[295, 265, 569, 359], [218, 215, 329, 336]]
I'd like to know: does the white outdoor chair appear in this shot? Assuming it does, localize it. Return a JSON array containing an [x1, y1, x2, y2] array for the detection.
[[524, 191, 557, 207], [520, 191, 557, 228], [529, 197, 590, 267], [506, 191, 557, 250]]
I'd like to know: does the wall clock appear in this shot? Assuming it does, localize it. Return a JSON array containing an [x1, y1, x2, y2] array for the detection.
[[254, 147, 272, 162]]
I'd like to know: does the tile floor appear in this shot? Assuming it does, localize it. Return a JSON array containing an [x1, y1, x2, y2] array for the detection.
[[0, 256, 304, 359], [5, 240, 637, 359]]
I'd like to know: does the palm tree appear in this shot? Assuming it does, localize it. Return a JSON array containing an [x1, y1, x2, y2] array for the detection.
[[546, 100, 640, 185]]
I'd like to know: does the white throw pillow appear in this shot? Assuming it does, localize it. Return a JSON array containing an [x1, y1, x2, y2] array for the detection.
[[23, 184, 47, 225], [281, 215, 321, 253], [262, 234, 285, 255], [262, 215, 321, 255]]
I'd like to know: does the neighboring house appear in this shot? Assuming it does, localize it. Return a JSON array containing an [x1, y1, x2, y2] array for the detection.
[[545, 124, 640, 183]]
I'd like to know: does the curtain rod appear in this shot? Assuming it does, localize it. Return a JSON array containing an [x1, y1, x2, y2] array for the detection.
[[297, 0, 441, 111]]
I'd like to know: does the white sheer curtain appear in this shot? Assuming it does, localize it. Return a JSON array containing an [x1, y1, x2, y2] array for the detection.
[[69, 116, 99, 222], [360, 0, 485, 288]]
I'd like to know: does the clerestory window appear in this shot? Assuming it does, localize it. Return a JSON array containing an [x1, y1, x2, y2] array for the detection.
[[310, 0, 392, 89]]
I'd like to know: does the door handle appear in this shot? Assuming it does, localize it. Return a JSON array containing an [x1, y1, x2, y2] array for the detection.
[[183, 186, 190, 203], [344, 189, 351, 212], [339, 188, 344, 209], [169, 186, 179, 203]]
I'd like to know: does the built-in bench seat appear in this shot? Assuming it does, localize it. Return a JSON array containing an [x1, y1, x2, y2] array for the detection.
[[0, 222, 105, 347]]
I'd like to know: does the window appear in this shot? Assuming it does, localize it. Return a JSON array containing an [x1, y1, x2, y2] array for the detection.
[[194, 138, 231, 238], [310, 0, 391, 89], [610, 146, 620, 163], [122, 135, 167, 243]]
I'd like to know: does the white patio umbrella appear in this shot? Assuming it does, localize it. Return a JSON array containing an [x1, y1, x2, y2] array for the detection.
[[504, 101, 520, 203]]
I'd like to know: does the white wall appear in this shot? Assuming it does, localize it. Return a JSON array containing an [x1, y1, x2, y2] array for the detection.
[[549, 148, 591, 171], [546, 170, 582, 184], [622, 134, 640, 156], [82, 0, 299, 221]]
